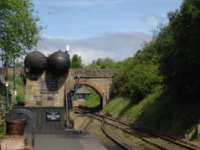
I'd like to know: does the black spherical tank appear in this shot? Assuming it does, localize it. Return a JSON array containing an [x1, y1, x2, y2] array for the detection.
[[47, 51, 70, 75], [24, 51, 47, 74]]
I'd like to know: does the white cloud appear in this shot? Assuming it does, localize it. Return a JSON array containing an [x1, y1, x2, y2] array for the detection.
[[36, 32, 152, 64]]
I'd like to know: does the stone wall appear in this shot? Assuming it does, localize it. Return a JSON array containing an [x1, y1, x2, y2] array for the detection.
[[25, 71, 67, 107], [71, 69, 117, 78], [24, 68, 116, 107]]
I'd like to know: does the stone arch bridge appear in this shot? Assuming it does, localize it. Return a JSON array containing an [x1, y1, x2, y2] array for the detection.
[[66, 69, 117, 107], [3, 68, 116, 108]]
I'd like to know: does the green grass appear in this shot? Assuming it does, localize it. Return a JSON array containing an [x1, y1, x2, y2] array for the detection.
[[103, 87, 163, 120], [103, 97, 131, 117], [103, 87, 200, 138], [0, 127, 5, 138], [7, 74, 25, 102], [15, 76, 25, 102], [83, 97, 100, 107]]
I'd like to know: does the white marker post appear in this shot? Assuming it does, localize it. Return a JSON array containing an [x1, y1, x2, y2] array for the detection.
[[66, 45, 70, 51]]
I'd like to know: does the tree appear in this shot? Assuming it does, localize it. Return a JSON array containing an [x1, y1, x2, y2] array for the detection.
[[0, 0, 42, 61], [71, 54, 83, 68], [111, 39, 163, 102], [159, 0, 200, 100], [86, 58, 118, 69], [0, 0, 42, 109]]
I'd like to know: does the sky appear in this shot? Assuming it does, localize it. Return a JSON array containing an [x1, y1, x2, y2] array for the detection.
[[33, 0, 183, 64]]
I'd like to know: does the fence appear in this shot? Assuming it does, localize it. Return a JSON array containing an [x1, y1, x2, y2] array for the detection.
[[6, 107, 66, 133]]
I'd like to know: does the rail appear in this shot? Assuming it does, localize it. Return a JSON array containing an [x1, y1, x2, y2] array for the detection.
[[73, 108, 199, 150]]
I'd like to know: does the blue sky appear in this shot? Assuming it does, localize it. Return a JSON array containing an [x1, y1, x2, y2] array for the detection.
[[33, 0, 183, 64]]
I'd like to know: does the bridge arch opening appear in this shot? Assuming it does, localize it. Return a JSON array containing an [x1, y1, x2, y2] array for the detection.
[[74, 79, 105, 110]]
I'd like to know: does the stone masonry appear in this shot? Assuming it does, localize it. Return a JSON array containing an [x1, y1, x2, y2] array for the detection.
[[66, 69, 117, 106], [25, 71, 67, 107], [24, 69, 116, 107]]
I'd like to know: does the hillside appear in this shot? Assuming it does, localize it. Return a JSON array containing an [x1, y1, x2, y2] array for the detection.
[[103, 0, 200, 140]]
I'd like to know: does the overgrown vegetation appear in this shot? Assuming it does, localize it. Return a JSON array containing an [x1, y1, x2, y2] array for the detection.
[[104, 0, 200, 139]]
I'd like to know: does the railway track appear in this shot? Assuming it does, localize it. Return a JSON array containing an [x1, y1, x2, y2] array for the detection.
[[96, 114, 200, 150], [73, 108, 200, 150], [101, 119, 131, 150], [76, 111, 130, 150]]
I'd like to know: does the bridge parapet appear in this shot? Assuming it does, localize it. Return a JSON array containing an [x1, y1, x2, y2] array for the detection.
[[71, 69, 117, 78]]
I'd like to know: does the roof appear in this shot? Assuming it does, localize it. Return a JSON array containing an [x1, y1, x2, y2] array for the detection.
[[75, 87, 91, 94]]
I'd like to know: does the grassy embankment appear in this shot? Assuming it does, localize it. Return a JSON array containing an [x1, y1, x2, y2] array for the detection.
[[77, 85, 200, 139], [103, 87, 200, 139]]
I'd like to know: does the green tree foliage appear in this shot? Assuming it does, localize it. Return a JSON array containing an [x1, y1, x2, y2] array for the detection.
[[111, 0, 200, 103], [0, 0, 42, 60], [135, 40, 160, 64], [71, 54, 83, 68], [112, 42, 163, 102], [86, 58, 118, 69], [158, 0, 200, 100]]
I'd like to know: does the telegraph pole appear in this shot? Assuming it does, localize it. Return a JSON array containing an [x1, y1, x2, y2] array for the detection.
[[13, 59, 17, 104], [4, 60, 9, 111], [65, 45, 71, 129]]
